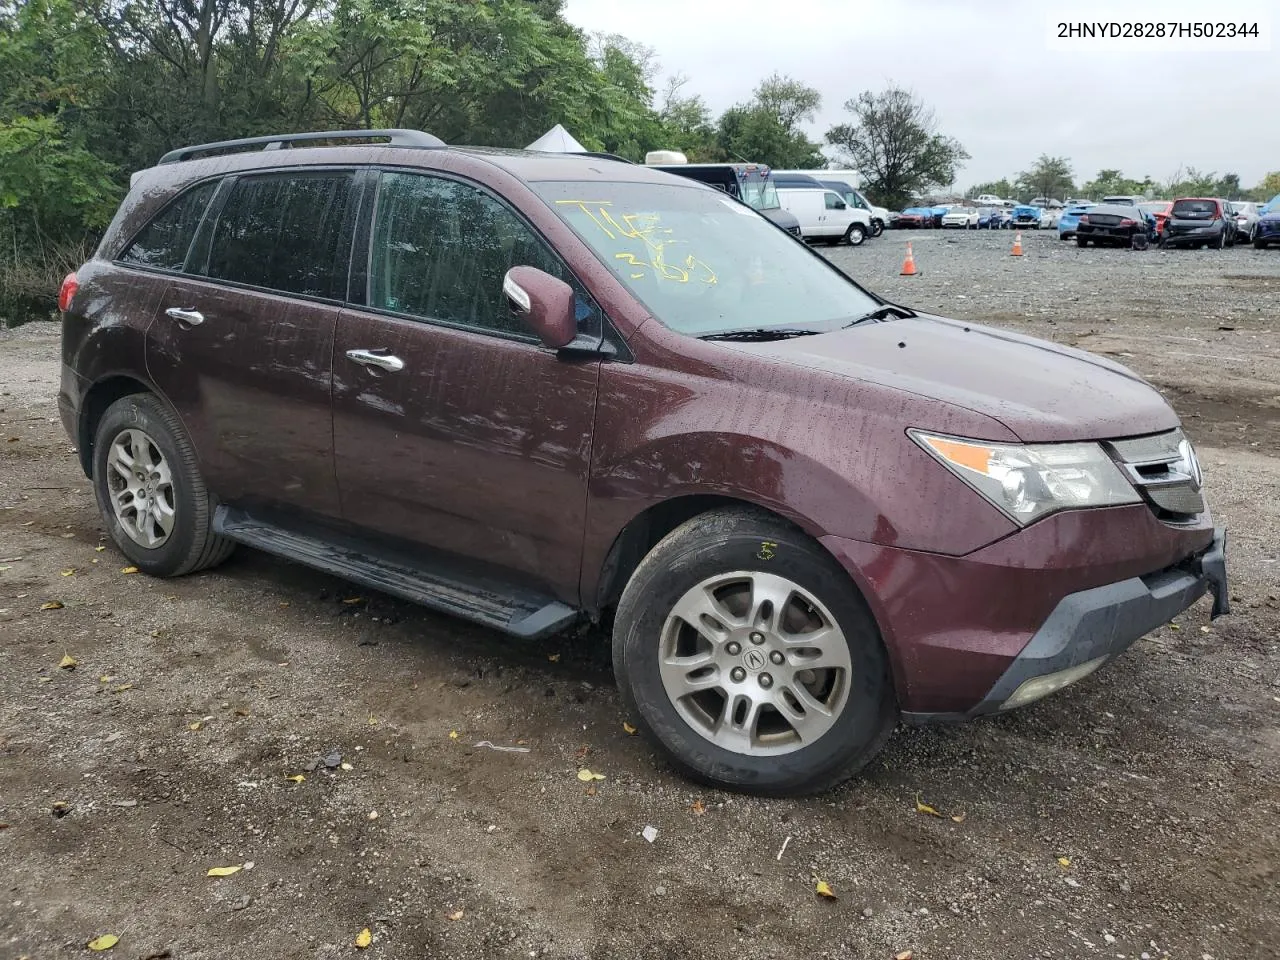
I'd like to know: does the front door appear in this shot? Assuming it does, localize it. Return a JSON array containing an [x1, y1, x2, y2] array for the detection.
[[144, 169, 360, 518], [332, 171, 601, 602]]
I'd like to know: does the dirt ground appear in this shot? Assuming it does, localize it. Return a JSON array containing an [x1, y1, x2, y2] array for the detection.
[[2, 230, 1278, 960]]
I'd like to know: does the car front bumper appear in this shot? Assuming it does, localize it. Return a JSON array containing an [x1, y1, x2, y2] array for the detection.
[[821, 506, 1226, 717]]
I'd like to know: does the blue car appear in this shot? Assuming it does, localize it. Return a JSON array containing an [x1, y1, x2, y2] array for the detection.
[[976, 207, 1001, 228], [1058, 202, 1095, 240], [1010, 204, 1044, 229], [1260, 193, 1280, 214], [1255, 205, 1280, 248]]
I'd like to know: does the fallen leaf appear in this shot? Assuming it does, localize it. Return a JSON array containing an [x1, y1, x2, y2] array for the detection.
[[343, 596, 365, 605], [207, 865, 242, 877], [233, 708, 251, 717], [58, 653, 78, 669], [1057, 856, 1071, 868], [449, 730, 459, 740], [354, 928, 372, 949], [94, 546, 106, 552], [576, 768, 605, 782], [895, 952, 914, 960], [120, 566, 139, 575], [278, 601, 290, 607], [691, 800, 706, 816], [188, 722, 202, 731], [286, 774, 305, 783], [447, 909, 464, 921], [41, 601, 64, 611], [951, 812, 967, 823], [367, 712, 377, 726], [547, 653, 561, 662], [1170, 623, 1181, 631], [815, 879, 837, 899], [622, 722, 637, 735], [99, 675, 115, 683], [86, 934, 119, 951], [113, 684, 133, 692], [915, 795, 942, 817], [368, 810, 379, 820], [340, 762, 353, 771], [61, 568, 75, 577]]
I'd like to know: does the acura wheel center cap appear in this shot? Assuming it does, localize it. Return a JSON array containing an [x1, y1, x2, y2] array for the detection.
[[743, 648, 767, 672]]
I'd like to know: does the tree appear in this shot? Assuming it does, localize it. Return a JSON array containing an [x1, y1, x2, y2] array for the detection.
[[1079, 169, 1156, 199], [1255, 171, 1280, 201], [714, 74, 824, 168], [825, 86, 969, 210], [1164, 166, 1217, 198], [657, 74, 716, 160], [1016, 155, 1074, 203], [966, 179, 1015, 200], [1212, 172, 1241, 199]]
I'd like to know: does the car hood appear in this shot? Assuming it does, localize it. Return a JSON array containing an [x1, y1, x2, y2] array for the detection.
[[728, 314, 1178, 442]]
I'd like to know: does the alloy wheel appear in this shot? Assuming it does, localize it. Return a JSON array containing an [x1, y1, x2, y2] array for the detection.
[[658, 571, 852, 756], [105, 428, 176, 548]]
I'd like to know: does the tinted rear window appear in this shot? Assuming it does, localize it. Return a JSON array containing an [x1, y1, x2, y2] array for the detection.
[[119, 181, 218, 271], [203, 172, 356, 299], [1172, 199, 1217, 218]]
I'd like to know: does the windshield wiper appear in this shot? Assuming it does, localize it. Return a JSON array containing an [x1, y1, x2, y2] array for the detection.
[[699, 328, 825, 342], [846, 303, 916, 327]]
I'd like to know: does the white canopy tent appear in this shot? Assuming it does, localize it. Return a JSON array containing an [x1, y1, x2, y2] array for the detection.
[[525, 124, 588, 153]]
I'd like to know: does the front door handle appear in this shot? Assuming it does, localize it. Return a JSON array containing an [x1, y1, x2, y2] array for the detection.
[[164, 306, 204, 326], [346, 348, 405, 373]]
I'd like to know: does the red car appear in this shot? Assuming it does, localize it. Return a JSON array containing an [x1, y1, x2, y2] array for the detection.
[[1139, 200, 1172, 239], [57, 129, 1229, 795]]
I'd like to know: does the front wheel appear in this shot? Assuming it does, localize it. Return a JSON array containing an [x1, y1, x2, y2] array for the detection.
[[612, 508, 896, 796], [870, 219, 884, 237], [1256, 237, 1268, 249], [845, 223, 867, 246], [92, 393, 235, 577], [1077, 236, 1088, 247]]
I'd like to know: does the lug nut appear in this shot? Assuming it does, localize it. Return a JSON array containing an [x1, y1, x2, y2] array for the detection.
[[749, 632, 765, 645], [769, 650, 785, 665], [758, 673, 773, 689], [730, 666, 746, 682], [725, 641, 742, 656]]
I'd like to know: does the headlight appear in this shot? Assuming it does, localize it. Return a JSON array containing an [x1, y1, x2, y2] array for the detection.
[[910, 431, 1141, 525]]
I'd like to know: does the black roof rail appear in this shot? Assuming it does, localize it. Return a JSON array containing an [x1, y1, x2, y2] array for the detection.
[[157, 129, 446, 165]]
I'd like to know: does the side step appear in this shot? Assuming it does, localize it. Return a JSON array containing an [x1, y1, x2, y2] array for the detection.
[[213, 507, 579, 640]]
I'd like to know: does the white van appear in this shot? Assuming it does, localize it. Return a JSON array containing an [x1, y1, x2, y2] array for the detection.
[[774, 169, 890, 236], [777, 187, 872, 245]]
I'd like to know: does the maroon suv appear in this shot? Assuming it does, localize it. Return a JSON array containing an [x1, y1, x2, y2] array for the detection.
[[58, 129, 1228, 795]]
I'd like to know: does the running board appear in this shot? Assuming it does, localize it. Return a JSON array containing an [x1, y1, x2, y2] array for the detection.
[[213, 507, 579, 640]]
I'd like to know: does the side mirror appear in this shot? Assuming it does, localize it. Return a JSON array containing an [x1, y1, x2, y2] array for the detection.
[[503, 266, 577, 349]]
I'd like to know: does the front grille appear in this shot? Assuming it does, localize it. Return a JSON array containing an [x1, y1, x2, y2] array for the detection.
[[1106, 429, 1205, 523]]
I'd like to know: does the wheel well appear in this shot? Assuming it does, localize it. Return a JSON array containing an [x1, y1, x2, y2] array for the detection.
[[592, 495, 801, 619], [78, 376, 151, 477]]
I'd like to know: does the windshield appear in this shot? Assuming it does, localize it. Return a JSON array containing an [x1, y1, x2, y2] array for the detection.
[[533, 180, 880, 337], [738, 174, 780, 211]]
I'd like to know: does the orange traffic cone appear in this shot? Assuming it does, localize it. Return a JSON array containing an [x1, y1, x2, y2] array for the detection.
[[900, 242, 918, 276], [1011, 232, 1024, 256]]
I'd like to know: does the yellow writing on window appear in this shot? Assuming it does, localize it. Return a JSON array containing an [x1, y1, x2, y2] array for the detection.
[[556, 199, 717, 285]]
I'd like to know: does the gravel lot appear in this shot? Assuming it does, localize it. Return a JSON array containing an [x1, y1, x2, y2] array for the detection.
[[2, 229, 1278, 960]]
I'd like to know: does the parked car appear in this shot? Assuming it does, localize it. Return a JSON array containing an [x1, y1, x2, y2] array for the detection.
[[1231, 201, 1262, 243], [1138, 201, 1173, 241], [1039, 208, 1060, 229], [894, 207, 932, 228], [1030, 197, 1064, 209], [1163, 198, 1235, 249], [974, 193, 1005, 206], [1261, 193, 1280, 215], [993, 208, 1014, 229], [941, 207, 980, 228], [777, 187, 873, 245], [57, 127, 1229, 796], [1254, 205, 1280, 247], [1102, 194, 1146, 207], [1010, 204, 1043, 229], [772, 170, 891, 237], [1074, 203, 1153, 247], [976, 207, 1002, 229], [1057, 202, 1095, 240]]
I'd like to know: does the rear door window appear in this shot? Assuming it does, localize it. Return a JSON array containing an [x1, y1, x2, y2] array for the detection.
[[202, 172, 356, 299], [119, 181, 218, 272]]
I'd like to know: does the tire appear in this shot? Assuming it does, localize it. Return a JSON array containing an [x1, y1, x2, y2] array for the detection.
[[612, 507, 896, 796], [870, 219, 884, 237], [93, 393, 235, 577], [1060, 233, 1070, 241], [1215, 229, 1226, 249], [845, 223, 867, 246], [1255, 237, 1267, 249], [1077, 236, 1088, 247]]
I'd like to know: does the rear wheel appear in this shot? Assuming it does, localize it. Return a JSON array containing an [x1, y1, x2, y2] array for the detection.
[[1076, 236, 1088, 247], [870, 219, 884, 237], [845, 223, 867, 246], [612, 508, 896, 796], [1256, 237, 1268, 249], [92, 393, 234, 577], [1215, 229, 1226, 249]]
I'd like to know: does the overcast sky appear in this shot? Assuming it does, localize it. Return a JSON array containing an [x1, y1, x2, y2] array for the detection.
[[561, 0, 1279, 190]]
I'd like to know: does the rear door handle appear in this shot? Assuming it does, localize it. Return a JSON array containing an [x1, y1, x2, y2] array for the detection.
[[345, 348, 405, 373], [164, 306, 204, 326]]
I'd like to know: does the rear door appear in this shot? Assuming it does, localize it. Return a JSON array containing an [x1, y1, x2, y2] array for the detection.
[[331, 170, 602, 602], [145, 168, 360, 517]]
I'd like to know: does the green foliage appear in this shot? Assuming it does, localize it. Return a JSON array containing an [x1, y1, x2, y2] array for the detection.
[[1078, 169, 1157, 199], [826, 87, 968, 210], [716, 74, 825, 168], [966, 180, 1014, 200], [1015, 155, 1074, 203]]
